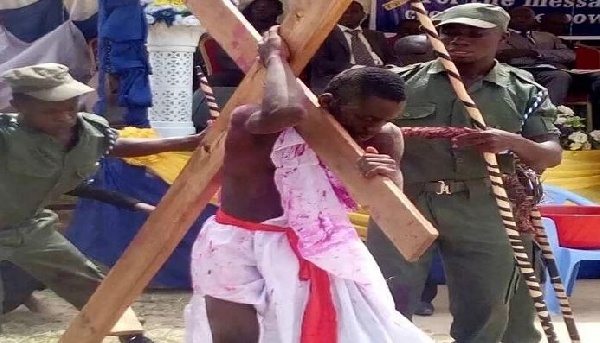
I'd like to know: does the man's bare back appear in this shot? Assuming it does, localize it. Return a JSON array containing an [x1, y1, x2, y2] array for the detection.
[[220, 104, 283, 223]]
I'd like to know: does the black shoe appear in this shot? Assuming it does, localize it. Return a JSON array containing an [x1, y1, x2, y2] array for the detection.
[[414, 302, 434, 316], [119, 335, 155, 343]]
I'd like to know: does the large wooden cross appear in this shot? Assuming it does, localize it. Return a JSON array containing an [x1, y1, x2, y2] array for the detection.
[[60, 1, 437, 342]]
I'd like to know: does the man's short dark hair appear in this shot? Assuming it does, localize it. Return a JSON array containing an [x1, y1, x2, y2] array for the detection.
[[323, 67, 407, 105], [242, 0, 284, 17]]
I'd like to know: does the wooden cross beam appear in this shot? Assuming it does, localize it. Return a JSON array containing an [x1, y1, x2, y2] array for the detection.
[[60, 1, 437, 342], [187, 0, 437, 259]]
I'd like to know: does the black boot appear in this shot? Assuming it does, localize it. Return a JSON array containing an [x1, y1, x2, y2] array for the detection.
[[414, 301, 435, 316], [119, 334, 155, 343]]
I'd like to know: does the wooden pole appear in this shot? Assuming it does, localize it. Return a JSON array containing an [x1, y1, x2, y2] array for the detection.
[[523, 91, 580, 342], [60, 1, 437, 342], [196, 68, 221, 120], [532, 210, 580, 342], [187, 0, 438, 257]]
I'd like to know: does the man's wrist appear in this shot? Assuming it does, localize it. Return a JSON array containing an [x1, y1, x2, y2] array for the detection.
[[265, 54, 283, 67], [508, 134, 532, 156], [171, 135, 199, 152], [185, 134, 201, 150]]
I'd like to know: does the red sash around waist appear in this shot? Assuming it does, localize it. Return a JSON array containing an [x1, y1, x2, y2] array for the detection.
[[215, 210, 337, 343]]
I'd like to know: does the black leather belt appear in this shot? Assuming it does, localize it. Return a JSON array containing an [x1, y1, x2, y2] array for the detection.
[[406, 179, 490, 196], [423, 180, 468, 195]]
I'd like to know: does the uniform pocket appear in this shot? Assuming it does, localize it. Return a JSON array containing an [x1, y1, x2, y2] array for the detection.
[[399, 104, 436, 120], [504, 263, 521, 304], [7, 154, 57, 178]]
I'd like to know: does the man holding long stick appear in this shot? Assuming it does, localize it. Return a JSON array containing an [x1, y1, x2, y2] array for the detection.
[[367, 4, 562, 343]]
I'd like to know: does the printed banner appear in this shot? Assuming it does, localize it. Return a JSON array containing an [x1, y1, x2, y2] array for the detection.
[[376, 0, 600, 36]]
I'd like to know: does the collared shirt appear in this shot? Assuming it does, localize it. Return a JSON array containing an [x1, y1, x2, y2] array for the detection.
[[509, 29, 536, 44], [0, 112, 112, 228], [392, 60, 558, 184], [337, 24, 383, 66]]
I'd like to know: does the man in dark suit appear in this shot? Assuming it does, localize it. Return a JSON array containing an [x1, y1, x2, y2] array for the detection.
[[195, 0, 284, 89], [309, 1, 399, 91]]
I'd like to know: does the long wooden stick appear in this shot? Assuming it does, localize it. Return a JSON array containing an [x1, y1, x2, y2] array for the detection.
[[522, 91, 580, 342], [196, 67, 221, 120], [531, 209, 580, 342], [403, 1, 558, 341]]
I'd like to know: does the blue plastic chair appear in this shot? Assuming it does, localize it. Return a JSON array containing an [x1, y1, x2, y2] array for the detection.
[[541, 184, 596, 206], [540, 185, 599, 313], [542, 218, 600, 313]]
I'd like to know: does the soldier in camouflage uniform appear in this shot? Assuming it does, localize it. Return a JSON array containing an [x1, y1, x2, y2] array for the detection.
[[366, 4, 562, 343], [0, 63, 203, 342]]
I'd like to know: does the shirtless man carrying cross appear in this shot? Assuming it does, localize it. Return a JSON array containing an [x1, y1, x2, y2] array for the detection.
[[185, 27, 432, 343]]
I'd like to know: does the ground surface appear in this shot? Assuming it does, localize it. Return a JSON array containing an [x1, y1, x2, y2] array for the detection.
[[4, 201, 599, 342], [1, 281, 599, 342]]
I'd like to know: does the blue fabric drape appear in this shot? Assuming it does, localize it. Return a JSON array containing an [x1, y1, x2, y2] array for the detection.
[[0, 0, 67, 43], [66, 158, 216, 289], [95, 0, 151, 127], [0, 0, 97, 42]]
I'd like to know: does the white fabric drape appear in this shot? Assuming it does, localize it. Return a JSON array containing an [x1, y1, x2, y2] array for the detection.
[[0, 0, 97, 20], [0, 21, 92, 111]]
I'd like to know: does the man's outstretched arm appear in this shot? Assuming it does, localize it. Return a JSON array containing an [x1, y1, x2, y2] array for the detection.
[[244, 26, 307, 134], [109, 130, 206, 158]]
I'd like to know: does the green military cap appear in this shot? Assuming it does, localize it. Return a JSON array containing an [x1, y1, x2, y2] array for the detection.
[[2, 63, 93, 102], [432, 3, 510, 32]]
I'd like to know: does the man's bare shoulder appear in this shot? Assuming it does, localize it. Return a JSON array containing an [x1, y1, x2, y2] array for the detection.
[[382, 123, 403, 136], [373, 123, 403, 144], [226, 104, 278, 149], [366, 123, 404, 160]]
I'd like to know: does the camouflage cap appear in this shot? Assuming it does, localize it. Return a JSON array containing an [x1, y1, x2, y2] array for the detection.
[[2, 63, 93, 102], [433, 3, 510, 32]]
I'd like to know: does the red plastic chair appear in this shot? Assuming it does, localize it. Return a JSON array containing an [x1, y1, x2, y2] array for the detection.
[[538, 186, 599, 313], [198, 33, 226, 76], [574, 44, 600, 70], [539, 205, 600, 249]]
